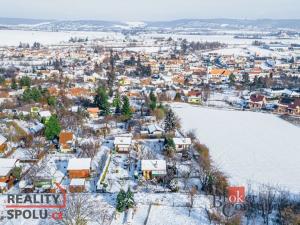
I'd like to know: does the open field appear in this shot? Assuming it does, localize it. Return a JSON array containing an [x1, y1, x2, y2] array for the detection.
[[172, 103, 300, 193]]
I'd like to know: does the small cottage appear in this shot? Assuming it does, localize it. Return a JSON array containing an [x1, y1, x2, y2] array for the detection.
[[173, 137, 192, 151], [141, 160, 167, 180], [67, 158, 92, 179]]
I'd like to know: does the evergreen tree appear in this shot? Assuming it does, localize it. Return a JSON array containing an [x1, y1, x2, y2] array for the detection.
[[116, 189, 127, 212], [22, 87, 42, 102], [19, 76, 31, 88], [116, 188, 135, 212], [107, 71, 115, 92], [164, 137, 176, 156], [149, 91, 157, 111], [181, 39, 189, 54], [47, 96, 57, 106], [112, 93, 122, 114], [0, 76, 5, 84], [11, 78, 18, 90], [45, 115, 61, 140], [108, 50, 116, 90], [125, 188, 135, 209], [174, 92, 181, 102], [242, 73, 250, 86], [164, 108, 177, 134], [229, 74, 236, 86], [94, 87, 110, 116], [121, 96, 132, 119], [30, 87, 42, 101]]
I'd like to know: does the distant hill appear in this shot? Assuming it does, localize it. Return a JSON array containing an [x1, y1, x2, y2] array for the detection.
[[146, 19, 300, 29], [0, 17, 300, 30], [0, 17, 52, 25]]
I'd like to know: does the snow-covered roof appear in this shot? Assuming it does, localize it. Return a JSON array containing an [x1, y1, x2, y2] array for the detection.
[[0, 134, 7, 145], [141, 160, 166, 171], [0, 159, 18, 177], [39, 110, 51, 118], [67, 158, 91, 171], [147, 124, 164, 134], [0, 182, 8, 188], [70, 178, 85, 186], [173, 138, 192, 145], [114, 136, 132, 146]]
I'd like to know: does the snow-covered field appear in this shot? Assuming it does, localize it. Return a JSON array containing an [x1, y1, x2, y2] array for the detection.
[[1, 30, 299, 47], [172, 103, 300, 193], [0, 30, 124, 46], [143, 33, 300, 45]]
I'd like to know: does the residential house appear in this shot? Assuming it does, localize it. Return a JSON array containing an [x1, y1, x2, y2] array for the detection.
[[141, 160, 167, 180], [278, 97, 300, 115], [173, 137, 192, 151], [288, 98, 300, 115], [249, 94, 267, 109], [87, 107, 100, 119], [147, 124, 164, 136], [67, 158, 92, 179], [0, 159, 19, 193], [59, 131, 75, 153], [276, 97, 293, 114], [208, 68, 232, 82], [68, 87, 90, 98], [69, 178, 86, 193], [39, 110, 51, 122], [187, 90, 202, 104], [0, 134, 7, 154], [114, 136, 132, 153]]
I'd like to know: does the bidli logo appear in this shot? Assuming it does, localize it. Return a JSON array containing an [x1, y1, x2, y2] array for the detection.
[[227, 186, 245, 203], [213, 186, 246, 217]]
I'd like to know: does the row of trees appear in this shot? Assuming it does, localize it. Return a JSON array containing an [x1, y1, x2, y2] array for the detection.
[[94, 87, 132, 120], [181, 39, 226, 54], [10, 76, 31, 90]]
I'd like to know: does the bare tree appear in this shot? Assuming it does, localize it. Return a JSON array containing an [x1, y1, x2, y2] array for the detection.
[[182, 164, 192, 190], [79, 140, 100, 158], [188, 186, 197, 216], [23, 135, 45, 160], [58, 194, 100, 225], [25, 158, 50, 184], [186, 129, 197, 142], [258, 185, 277, 225]]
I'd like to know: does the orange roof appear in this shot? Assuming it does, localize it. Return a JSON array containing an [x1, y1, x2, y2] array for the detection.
[[188, 90, 201, 97], [0, 91, 9, 98], [141, 78, 151, 85], [59, 131, 73, 148], [87, 108, 100, 114], [172, 75, 185, 84], [250, 68, 262, 74], [69, 87, 89, 97], [210, 69, 232, 76], [48, 87, 58, 96], [128, 91, 141, 97]]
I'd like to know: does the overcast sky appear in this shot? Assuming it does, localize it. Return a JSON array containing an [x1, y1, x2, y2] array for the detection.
[[1, 0, 299, 21]]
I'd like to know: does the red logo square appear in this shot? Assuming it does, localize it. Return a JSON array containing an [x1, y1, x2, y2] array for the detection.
[[227, 186, 245, 203]]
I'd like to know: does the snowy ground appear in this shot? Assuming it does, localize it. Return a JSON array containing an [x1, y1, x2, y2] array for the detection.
[[171, 103, 300, 193], [0, 30, 124, 46], [142, 33, 300, 45], [111, 193, 212, 225]]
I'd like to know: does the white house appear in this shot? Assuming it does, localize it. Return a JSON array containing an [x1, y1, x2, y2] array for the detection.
[[173, 138, 192, 151], [141, 160, 167, 180], [114, 136, 132, 153], [147, 124, 164, 136], [39, 111, 51, 120]]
